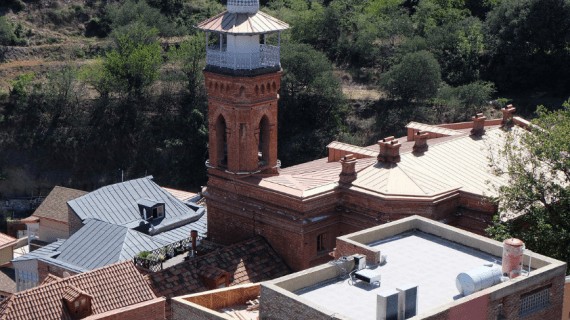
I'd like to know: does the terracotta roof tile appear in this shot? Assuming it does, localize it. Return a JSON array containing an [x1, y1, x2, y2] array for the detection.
[[0, 233, 16, 249], [33, 186, 87, 223], [0, 260, 156, 320], [162, 188, 199, 202], [61, 285, 91, 302], [146, 236, 290, 319], [197, 264, 227, 279], [40, 274, 61, 286]]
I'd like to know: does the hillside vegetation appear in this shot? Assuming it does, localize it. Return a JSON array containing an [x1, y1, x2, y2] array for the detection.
[[0, 0, 569, 195]]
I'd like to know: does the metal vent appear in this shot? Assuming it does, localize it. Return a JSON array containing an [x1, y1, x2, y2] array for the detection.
[[519, 288, 550, 316]]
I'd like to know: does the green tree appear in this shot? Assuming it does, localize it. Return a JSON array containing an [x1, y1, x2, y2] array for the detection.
[[104, 22, 163, 97], [484, 0, 570, 92], [0, 16, 16, 46], [102, 0, 184, 37], [435, 81, 495, 122], [427, 17, 484, 86], [381, 50, 441, 102], [167, 34, 207, 113], [486, 101, 570, 274], [279, 42, 345, 166]]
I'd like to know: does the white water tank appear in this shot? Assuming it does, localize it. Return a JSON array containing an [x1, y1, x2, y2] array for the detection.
[[455, 265, 502, 296]]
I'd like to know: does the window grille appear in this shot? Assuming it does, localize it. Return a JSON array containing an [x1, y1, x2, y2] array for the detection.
[[519, 287, 550, 316]]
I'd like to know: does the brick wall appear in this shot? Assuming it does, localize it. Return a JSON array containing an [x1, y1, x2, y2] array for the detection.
[[85, 297, 165, 320], [494, 274, 565, 320], [67, 206, 83, 236], [38, 218, 68, 242], [334, 238, 379, 264], [37, 260, 77, 284], [260, 284, 348, 320], [172, 284, 259, 320]]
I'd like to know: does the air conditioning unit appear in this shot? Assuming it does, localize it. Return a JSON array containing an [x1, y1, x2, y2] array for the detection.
[[354, 269, 381, 284], [397, 284, 418, 319], [377, 289, 399, 320], [354, 254, 366, 271]]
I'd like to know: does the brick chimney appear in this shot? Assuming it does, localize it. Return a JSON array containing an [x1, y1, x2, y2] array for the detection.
[[190, 230, 198, 256], [378, 137, 401, 163], [471, 113, 487, 136], [339, 154, 357, 184], [501, 105, 516, 127], [413, 131, 429, 153]]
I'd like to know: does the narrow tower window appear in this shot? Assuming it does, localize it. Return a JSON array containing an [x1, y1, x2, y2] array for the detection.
[[258, 115, 270, 167], [216, 115, 228, 167]]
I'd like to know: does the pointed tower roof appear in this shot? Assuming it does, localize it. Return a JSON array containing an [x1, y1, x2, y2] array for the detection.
[[197, 10, 289, 35]]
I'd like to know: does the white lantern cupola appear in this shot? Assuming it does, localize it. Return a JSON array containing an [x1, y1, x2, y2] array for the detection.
[[197, 0, 290, 75]]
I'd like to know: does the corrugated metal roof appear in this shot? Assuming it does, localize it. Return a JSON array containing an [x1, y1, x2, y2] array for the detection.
[[55, 220, 163, 271], [197, 10, 289, 34], [67, 177, 200, 229], [406, 121, 462, 136]]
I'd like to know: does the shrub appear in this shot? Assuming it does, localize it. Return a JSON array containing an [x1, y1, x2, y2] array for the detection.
[[138, 251, 151, 259], [0, 17, 16, 46], [381, 50, 442, 102]]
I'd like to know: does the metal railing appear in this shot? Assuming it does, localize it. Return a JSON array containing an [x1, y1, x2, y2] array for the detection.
[[206, 44, 280, 70], [133, 234, 202, 272]]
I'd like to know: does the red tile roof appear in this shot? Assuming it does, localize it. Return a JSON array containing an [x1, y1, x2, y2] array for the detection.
[[32, 186, 88, 223], [145, 236, 290, 319], [0, 260, 157, 320], [41, 274, 61, 285], [162, 187, 199, 202], [61, 285, 91, 302], [0, 233, 16, 250]]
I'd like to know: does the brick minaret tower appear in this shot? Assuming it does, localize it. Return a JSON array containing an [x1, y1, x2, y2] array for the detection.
[[198, 1, 289, 176]]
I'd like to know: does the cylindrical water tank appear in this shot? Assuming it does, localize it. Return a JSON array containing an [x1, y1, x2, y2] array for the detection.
[[455, 266, 502, 296], [502, 238, 524, 279]]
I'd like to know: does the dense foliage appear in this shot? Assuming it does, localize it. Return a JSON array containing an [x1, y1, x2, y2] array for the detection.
[[486, 101, 570, 274], [1, 0, 570, 190]]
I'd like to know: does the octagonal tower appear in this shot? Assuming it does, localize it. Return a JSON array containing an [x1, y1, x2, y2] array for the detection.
[[198, 0, 289, 176]]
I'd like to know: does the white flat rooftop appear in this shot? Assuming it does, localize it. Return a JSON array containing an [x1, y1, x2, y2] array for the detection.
[[295, 231, 501, 320]]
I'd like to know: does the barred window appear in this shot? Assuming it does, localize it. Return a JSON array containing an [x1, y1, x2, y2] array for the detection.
[[519, 287, 550, 316]]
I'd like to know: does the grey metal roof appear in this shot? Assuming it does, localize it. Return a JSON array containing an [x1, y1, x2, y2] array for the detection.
[[55, 219, 164, 271], [12, 240, 65, 262], [152, 211, 208, 245], [67, 177, 200, 228]]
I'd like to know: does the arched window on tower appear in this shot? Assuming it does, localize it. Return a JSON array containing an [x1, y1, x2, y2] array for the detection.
[[216, 115, 228, 167], [258, 115, 270, 167]]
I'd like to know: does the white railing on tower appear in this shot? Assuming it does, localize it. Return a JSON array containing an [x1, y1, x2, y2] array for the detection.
[[206, 44, 280, 70]]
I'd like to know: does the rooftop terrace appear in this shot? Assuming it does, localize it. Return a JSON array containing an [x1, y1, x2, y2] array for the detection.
[[262, 216, 566, 320], [296, 231, 501, 320]]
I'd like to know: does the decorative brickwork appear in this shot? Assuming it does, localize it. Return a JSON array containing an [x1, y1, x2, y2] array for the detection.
[[205, 70, 282, 175]]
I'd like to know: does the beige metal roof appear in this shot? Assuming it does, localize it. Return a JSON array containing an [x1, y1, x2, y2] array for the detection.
[[406, 121, 462, 136], [197, 10, 290, 35], [352, 127, 515, 197]]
